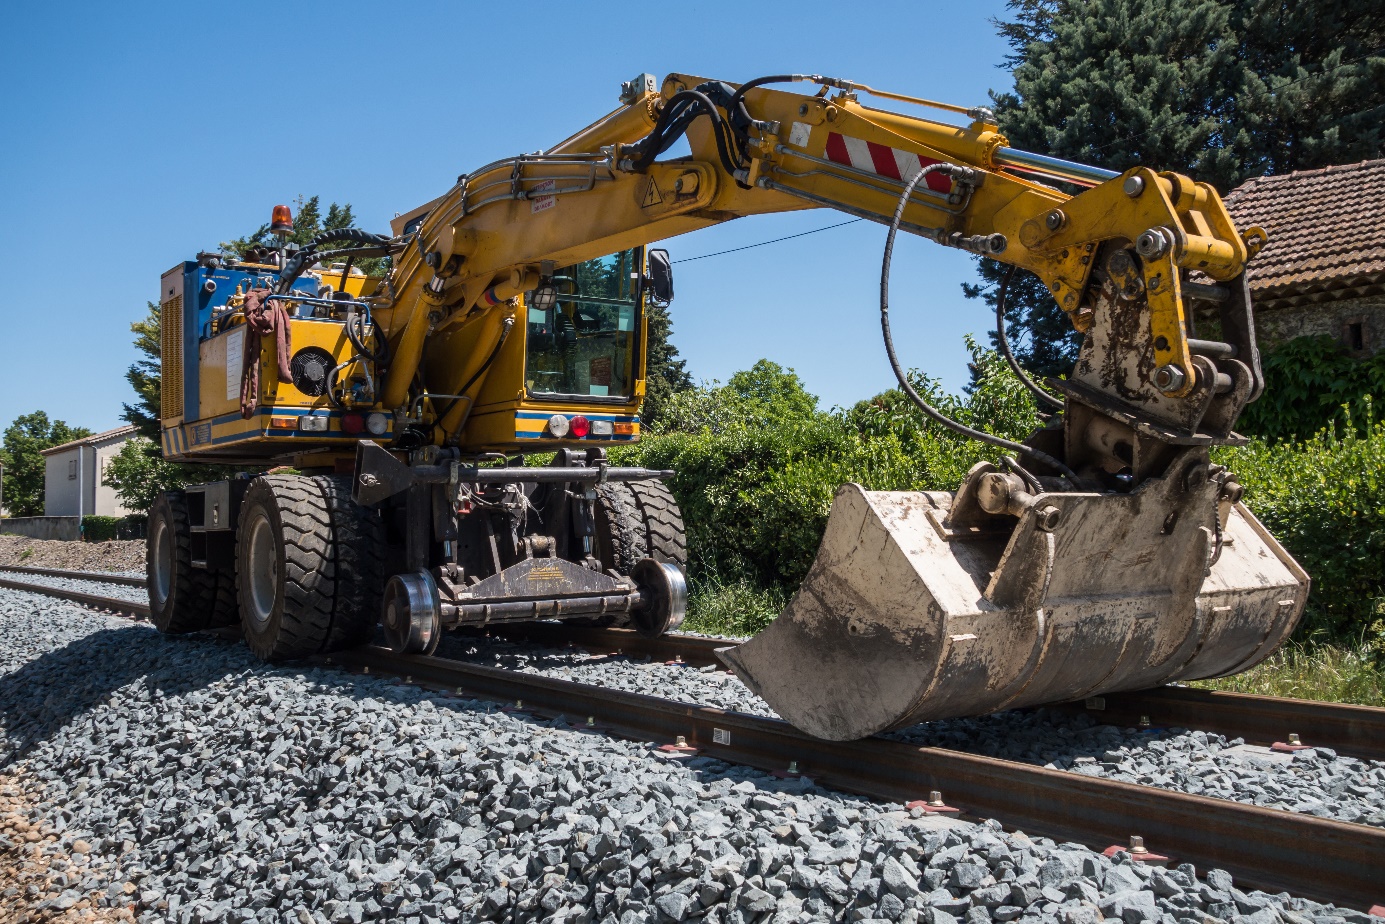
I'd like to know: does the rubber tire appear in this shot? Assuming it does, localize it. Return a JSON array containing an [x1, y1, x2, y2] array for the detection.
[[147, 490, 220, 634], [577, 483, 649, 629], [205, 567, 241, 629], [626, 479, 688, 574], [320, 474, 387, 650], [236, 474, 386, 661], [593, 482, 648, 575]]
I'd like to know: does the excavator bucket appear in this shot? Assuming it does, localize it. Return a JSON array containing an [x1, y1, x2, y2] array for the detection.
[[720, 460, 1308, 741]]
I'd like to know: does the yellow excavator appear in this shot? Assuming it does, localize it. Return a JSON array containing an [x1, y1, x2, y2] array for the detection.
[[150, 71, 1306, 740]]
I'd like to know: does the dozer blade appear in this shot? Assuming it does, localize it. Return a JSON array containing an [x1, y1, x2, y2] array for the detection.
[[720, 469, 1308, 741]]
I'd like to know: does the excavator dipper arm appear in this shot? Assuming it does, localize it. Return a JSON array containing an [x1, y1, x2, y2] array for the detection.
[[368, 72, 1304, 740]]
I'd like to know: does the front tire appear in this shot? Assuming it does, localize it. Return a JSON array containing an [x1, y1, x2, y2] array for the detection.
[[627, 479, 687, 574], [236, 474, 385, 661]]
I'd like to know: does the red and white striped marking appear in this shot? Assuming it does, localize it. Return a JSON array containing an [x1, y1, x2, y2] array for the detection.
[[824, 132, 954, 194]]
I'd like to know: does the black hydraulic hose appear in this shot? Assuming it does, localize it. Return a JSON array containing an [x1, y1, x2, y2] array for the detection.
[[880, 163, 1082, 485], [632, 89, 741, 177], [345, 305, 389, 365], [725, 74, 808, 160], [994, 265, 1065, 411], [727, 74, 806, 113], [275, 228, 393, 293], [304, 227, 392, 250], [276, 245, 389, 294]]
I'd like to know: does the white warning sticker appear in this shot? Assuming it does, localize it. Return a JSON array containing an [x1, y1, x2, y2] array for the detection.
[[225, 326, 245, 401], [788, 121, 813, 148], [712, 727, 731, 746], [530, 178, 557, 213]]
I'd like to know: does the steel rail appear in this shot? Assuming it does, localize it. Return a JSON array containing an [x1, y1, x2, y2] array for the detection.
[[329, 644, 1385, 912], [1060, 687, 1385, 762], [0, 579, 1381, 909], [485, 624, 1385, 762], [0, 574, 150, 619], [0, 565, 145, 587]]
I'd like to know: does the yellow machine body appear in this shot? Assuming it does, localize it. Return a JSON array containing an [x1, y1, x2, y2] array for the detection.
[[156, 70, 1304, 739]]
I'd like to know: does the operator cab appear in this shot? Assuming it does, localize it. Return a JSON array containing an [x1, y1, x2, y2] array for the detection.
[[525, 249, 641, 401]]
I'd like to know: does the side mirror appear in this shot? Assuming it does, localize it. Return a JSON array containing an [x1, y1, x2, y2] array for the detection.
[[647, 249, 674, 305]]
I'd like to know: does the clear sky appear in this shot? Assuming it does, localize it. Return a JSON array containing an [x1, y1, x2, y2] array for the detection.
[[0, 0, 1020, 433]]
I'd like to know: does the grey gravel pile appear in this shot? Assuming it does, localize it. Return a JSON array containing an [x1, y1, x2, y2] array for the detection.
[[436, 635, 1385, 830], [1, 588, 1379, 923], [0, 569, 148, 604]]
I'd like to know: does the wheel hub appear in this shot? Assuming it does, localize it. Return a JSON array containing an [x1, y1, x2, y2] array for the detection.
[[246, 513, 279, 628]]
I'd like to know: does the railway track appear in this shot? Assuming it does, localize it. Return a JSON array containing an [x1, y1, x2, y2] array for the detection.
[[2, 570, 1383, 913]]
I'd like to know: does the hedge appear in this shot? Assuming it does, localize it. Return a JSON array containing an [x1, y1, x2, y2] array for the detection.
[[82, 514, 147, 542], [624, 351, 1385, 657]]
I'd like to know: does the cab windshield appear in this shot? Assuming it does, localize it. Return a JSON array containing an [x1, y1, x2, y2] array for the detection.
[[525, 249, 640, 400]]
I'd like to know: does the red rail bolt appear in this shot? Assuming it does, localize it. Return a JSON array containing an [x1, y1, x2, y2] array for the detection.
[[1272, 733, 1311, 753], [1104, 836, 1170, 865], [907, 790, 961, 815]]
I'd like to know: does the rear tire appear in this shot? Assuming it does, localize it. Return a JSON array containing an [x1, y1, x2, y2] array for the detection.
[[236, 474, 385, 661], [627, 479, 687, 574], [147, 491, 219, 634], [593, 483, 648, 575], [582, 483, 648, 628]]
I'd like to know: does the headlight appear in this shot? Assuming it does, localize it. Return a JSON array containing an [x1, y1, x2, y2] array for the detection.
[[366, 412, 390, 436], [546, 414, 570, 438], [589, 419, 613, 437]]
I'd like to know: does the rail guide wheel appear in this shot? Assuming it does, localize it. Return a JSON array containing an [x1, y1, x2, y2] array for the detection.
[[382, 570, 441, 654], [631, 558, 687, 638]]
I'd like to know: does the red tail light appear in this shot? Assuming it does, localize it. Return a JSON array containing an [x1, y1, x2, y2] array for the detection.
[[342, 413, 365, 434], [570, 415, 590, 438]]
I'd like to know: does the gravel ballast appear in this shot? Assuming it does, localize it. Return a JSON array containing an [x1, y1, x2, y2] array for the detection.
[[1, 587, 1377, 923], [438, 635, 1385, 831]]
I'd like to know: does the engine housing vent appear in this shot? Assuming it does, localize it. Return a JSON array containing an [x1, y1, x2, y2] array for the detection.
[[289, 347, 336, 398]]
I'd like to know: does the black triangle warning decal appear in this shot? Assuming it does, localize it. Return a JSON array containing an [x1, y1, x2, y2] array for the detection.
[[641, 178, 664, 208]]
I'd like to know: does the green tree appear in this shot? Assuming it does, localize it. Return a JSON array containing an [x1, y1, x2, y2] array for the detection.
[[640, 301, 693, 428], [122, 301, 162, 441], [966, 0, 1385, 378], [0, 412, 91, 517], [102, 438, 198, 513]]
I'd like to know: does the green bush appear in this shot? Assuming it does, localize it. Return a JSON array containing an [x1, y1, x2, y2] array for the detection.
[[82, 514, 147, 542], [1216, 405, 1385, 655], [624, 346, 1385, 656], [618, 345, 1049, 624]]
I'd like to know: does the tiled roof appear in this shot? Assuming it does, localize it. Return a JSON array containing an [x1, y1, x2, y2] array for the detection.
[[1224, 159, 1385, 298], [39, 425, 138, 456]]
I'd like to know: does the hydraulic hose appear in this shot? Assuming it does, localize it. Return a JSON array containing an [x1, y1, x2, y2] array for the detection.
[[880, 163, 1082, 484], [994, 265, 1065, 411], [345, 305, 390, 365], [275, 244, 389, 294], [630, 89, 742, 178], [725, 75, 811, 162]]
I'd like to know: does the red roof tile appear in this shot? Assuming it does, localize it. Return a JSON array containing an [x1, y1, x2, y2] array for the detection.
[[1224, 159, 1385, 297]]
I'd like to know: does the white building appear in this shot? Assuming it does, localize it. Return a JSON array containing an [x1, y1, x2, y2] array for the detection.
[[42, 425, 137, 517]]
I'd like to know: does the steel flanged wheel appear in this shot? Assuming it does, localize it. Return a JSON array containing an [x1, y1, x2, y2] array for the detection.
[[382, 571, 441, 654], [631, 558, 688, 638]]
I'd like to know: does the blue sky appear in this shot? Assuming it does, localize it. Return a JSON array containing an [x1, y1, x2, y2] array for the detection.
[[0, 0, 1021, 433]]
